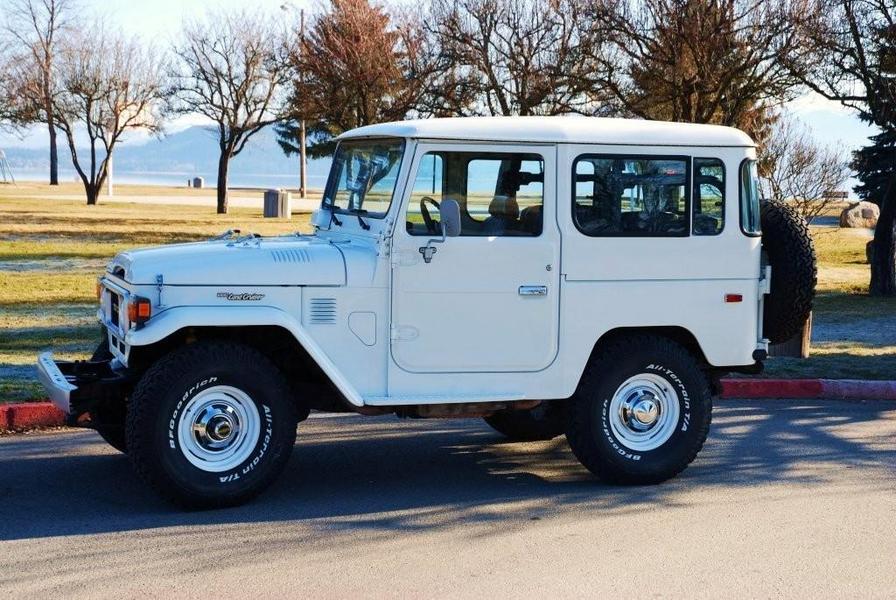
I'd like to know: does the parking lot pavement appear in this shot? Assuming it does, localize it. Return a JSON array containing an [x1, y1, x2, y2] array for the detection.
[[1, 399, 894, 599]]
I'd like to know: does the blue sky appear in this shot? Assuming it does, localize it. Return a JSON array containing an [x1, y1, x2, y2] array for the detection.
[[0, 0, 880, 168]]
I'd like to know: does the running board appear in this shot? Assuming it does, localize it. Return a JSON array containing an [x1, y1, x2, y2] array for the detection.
[[363, 392, 526, 407]]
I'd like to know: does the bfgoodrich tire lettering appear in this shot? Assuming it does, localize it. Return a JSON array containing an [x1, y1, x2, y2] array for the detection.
[[126, 341, 298, 508], [566, 334, 713, 484]]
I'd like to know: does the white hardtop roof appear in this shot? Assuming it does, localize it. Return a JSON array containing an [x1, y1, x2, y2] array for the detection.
[[337, 116, 755, 147]]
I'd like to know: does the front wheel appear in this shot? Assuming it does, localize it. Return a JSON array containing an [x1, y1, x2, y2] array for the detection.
[[126, 342, 298, 508], [566, 334, 713, 484]]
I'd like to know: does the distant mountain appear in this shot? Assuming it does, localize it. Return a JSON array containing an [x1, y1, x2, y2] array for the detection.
[[2, 126, 332, 187]]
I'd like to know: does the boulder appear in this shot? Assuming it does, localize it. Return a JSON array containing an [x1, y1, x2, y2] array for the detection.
[[840, 201, 879, 228]]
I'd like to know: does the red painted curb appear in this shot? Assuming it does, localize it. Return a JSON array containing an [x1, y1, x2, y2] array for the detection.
[[0, 402, 65, 431], [722, 379, 896, 400]]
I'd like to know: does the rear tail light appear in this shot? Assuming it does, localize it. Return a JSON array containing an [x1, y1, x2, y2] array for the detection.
[[127, 296, 152, 324]]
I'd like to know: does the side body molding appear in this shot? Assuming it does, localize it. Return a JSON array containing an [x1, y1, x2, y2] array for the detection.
[[124, 306, 364, 407]]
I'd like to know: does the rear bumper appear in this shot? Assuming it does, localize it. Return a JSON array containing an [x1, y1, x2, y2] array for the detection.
[[35, 352, 134, 423]]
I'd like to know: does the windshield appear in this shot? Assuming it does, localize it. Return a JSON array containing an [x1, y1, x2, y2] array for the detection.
[[321, 139, 405, 218]]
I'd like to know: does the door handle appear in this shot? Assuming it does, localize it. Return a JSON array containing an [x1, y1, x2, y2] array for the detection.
[[519, 285, 548, 296]]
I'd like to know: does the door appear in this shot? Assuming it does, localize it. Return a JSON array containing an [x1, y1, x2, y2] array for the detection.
[[390, 143, 560, 373]]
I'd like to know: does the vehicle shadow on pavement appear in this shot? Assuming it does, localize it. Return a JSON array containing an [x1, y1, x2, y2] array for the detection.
[[0, 400, 893, 542]]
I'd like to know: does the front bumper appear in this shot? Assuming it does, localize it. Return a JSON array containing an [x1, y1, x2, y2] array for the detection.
[[35, 352, 133, 424], [37, 352, 78, 414]]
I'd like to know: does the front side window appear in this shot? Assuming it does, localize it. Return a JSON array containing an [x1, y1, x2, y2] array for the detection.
[[322, 139, 405, 218], [739, 159, 762, 236], [693, 158, 725, 235], [573, 156, 689, 236], [406, 151, 544, 237]]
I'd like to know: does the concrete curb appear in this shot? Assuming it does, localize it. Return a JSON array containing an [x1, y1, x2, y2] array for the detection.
[[2, 379, 895, 431]]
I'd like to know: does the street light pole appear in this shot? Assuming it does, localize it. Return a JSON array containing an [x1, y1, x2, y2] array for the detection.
[[299, 8, 307, 199]]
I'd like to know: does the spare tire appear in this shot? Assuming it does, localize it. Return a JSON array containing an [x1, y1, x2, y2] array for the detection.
[[760, 200, 817, 344]]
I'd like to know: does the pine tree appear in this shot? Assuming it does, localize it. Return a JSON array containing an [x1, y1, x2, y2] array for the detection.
[[856, 22, 896, 295]]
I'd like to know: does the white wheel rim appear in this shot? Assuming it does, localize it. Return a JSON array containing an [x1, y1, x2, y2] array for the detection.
[[608, 373, 680, 452], [177, 385, 261, 473]]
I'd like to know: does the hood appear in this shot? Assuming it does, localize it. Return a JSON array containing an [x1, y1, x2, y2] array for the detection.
[[110, 236, 346, 286]]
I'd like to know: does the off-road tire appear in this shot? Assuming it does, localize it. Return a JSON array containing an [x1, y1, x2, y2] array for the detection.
[[126, 341, 298, 509], [566, 334, 713, 484], [760, 200, 817, 344], [484, 401, 566, 441]]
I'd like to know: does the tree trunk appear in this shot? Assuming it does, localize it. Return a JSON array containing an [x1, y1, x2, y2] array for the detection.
[[48, 121, 59, 186], [216, 153, 230, 214], [869, 176, 896, 296], [85, 183, 98, 206]]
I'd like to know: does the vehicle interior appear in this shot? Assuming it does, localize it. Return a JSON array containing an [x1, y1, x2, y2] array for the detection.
[[406, 152, 545, 237]]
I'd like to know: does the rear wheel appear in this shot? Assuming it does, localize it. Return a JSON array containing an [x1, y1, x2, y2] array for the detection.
[[126, 341, 298, 508], [484, 402, 565, 441], [566, 334, 713, 484]]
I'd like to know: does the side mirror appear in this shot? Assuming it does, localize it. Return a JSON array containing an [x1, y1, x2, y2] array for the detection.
[[440, 198, 461, 237]]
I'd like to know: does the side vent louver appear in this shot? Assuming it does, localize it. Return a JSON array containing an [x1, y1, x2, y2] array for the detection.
[[308, 298, 337, 324], [271, 249, 311, 263]]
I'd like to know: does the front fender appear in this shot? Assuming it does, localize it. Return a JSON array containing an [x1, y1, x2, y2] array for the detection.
[[124, 306, 364, 407]]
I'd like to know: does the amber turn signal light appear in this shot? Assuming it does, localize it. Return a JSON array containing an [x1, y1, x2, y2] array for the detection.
[[127, 297, 152, 324]]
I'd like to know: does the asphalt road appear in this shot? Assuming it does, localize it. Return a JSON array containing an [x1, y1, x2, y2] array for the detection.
[[1, 399, 894, 599]]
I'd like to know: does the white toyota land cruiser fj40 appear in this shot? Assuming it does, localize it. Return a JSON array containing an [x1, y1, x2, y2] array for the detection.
[[37, 117, 816, 508]]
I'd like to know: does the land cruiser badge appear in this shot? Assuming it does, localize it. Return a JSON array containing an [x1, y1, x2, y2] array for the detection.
[[217, 292, 265, 301]]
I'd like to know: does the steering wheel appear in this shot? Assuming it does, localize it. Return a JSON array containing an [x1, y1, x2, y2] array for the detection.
[[420, 196, 441, 234]]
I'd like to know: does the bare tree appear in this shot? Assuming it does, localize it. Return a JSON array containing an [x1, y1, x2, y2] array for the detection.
[[759, 115, 850, 223], [1, 0, 77, 185], [425, 0, 605, 116], [171, 10, 291, 214], [52, 26, 168, 205], [582, 0, 819, 140], [794, 0, 896, 295], [280, 0, 430, 158]]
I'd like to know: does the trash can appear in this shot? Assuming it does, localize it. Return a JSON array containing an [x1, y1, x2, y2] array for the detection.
[[264, 189, 292, 219]]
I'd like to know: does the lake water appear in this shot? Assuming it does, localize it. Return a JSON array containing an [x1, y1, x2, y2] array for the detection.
[[9, 168, 331, 190]]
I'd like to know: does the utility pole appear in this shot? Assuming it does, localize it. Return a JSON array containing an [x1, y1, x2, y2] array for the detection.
[[299, 8, 307, 199], [282, 2, 308, 199]]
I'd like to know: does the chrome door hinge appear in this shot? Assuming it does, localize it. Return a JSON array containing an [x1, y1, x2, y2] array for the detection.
[[390, 325, 419, 341]]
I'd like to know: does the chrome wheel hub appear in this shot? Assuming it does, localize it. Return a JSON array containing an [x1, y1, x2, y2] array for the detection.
[[608, 374, 680, 452], [177, 385, 261, 473]]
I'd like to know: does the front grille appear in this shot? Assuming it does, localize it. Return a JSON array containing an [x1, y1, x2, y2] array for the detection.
[[110, 293, 120, 327]]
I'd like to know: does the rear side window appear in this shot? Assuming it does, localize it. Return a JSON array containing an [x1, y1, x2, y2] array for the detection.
[[573, 156, 689, 237], [693, 158, 725, 235], [739, 159, 762, 236]]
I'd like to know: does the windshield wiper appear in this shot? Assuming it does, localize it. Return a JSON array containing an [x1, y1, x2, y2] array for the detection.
[[330, 210, 343, 227], [354, 209, 371, 231]]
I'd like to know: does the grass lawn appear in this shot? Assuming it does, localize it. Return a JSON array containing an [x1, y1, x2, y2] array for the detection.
[[0, 188, 893, 402], [0, 189, 310, 402]]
